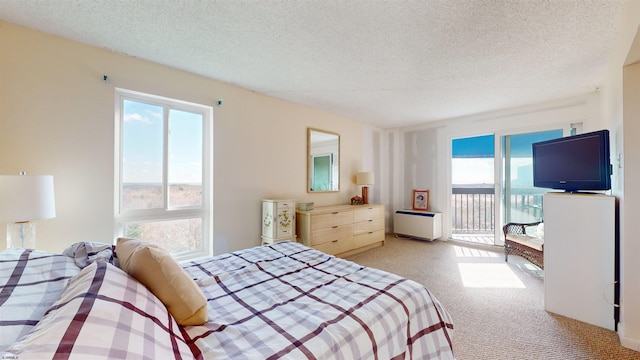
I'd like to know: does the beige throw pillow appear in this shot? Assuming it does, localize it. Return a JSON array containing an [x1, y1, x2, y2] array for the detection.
[[115, 238, 208, 326]]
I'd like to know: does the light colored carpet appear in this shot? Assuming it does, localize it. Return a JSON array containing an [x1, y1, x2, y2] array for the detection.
[[347, 235, 640, 360]]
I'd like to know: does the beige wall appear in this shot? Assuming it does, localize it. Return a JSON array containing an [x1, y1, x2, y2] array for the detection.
[[621, 58, 640, 351], [599, 0, 640, 350], [0, 21, 365, 254]]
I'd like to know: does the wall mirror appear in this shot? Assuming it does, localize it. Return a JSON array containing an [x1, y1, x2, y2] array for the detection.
[[307, 128, 340, 192]]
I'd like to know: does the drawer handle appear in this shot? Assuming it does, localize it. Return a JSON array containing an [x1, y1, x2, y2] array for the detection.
[[332, 240, 338, 243], [368, 219, 373, 222], [332, 226, 338, 228], [332, 212, 339, 214]]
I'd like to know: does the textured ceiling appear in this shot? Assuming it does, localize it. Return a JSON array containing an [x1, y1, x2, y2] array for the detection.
[[0, 0, 624, 128]]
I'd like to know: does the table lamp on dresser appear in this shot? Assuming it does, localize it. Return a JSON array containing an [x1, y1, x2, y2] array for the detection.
[[0, 173, 56, 249], [356, 172, 374, 205]]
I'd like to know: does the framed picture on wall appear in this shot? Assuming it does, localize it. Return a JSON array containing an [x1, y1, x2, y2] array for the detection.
[[412, 189, 430, 211]]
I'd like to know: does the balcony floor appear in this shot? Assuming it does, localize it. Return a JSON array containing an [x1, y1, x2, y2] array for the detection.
[[451, 233, 495, 245]]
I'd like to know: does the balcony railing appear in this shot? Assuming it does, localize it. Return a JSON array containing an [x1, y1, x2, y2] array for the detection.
[[452, 186, 545, 234]]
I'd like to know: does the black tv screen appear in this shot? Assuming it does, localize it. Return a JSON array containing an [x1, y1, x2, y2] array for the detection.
[[532, 129, 611, 192]]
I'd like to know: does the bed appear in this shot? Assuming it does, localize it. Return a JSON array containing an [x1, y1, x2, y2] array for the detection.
[[1, 240, 454, 359]]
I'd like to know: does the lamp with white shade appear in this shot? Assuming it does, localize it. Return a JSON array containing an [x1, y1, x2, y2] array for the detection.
[[356, 172, 374, 205], [0, 173, 56, 249]]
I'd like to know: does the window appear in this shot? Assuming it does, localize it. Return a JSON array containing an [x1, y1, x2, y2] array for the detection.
[[115, 89, 213, 260]]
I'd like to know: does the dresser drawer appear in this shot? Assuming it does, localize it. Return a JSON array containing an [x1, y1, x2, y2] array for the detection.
[[354, 206, 384, 223], [353, 217, 384, 235], [311, 224, 353, 245], [277, 201, 295, 212], [297, 204, 385, 257], [314, 237, 354, 255], [312, 211, 353, 230], [354, 229, 385, 248]]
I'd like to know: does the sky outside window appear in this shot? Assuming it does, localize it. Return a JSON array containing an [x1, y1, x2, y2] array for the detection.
[[452, 134, 494, 185], [168, 109, 203, 185], [122, 100, 203, 184]]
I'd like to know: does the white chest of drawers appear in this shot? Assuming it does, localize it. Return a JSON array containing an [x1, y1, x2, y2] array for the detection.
[[296, 204, 385, 257], [261, 199, 297, 245]]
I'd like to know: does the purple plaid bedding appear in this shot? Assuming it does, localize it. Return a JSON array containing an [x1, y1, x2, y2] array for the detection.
[[4, 260, 193, 359], [1, 241, 454, 359], [182, 241, 454, 359], [0, 248, 81, 351]]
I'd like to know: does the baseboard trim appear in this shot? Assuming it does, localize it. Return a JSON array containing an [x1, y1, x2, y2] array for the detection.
[[618, 325, 640, 351]]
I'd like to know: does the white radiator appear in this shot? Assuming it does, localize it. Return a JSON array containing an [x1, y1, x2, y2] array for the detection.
[[393, 210, 442, 241]]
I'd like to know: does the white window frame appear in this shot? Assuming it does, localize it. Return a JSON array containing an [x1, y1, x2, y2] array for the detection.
[[114, 88, 213, 261]]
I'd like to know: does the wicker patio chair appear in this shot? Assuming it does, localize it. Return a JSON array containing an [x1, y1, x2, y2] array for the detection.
[[503, 222, 544, 269]]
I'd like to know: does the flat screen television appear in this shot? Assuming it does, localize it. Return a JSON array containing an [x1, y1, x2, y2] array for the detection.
[[532, 129, 611, 192]]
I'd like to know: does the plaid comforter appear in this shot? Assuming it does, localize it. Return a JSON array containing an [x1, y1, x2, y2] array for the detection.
[[1, 241, 454, 359], [183, 241, 454, 359], [0, 248, 81, 351], [1, 249, 194, 359]]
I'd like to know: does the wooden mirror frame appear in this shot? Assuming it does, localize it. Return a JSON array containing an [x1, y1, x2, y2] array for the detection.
[[307, 128, 340, 193]]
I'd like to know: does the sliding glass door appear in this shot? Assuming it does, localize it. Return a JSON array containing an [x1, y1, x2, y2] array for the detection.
[[501, 129, 563, 225], [451, 134, 495, 245], [451, 128, 568, 246]]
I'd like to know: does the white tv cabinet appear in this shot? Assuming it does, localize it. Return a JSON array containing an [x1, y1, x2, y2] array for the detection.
[[543, 192, 615, 330]]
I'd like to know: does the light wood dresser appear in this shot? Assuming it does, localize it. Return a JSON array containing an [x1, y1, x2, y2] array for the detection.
[[296, 204, 385, 257]]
